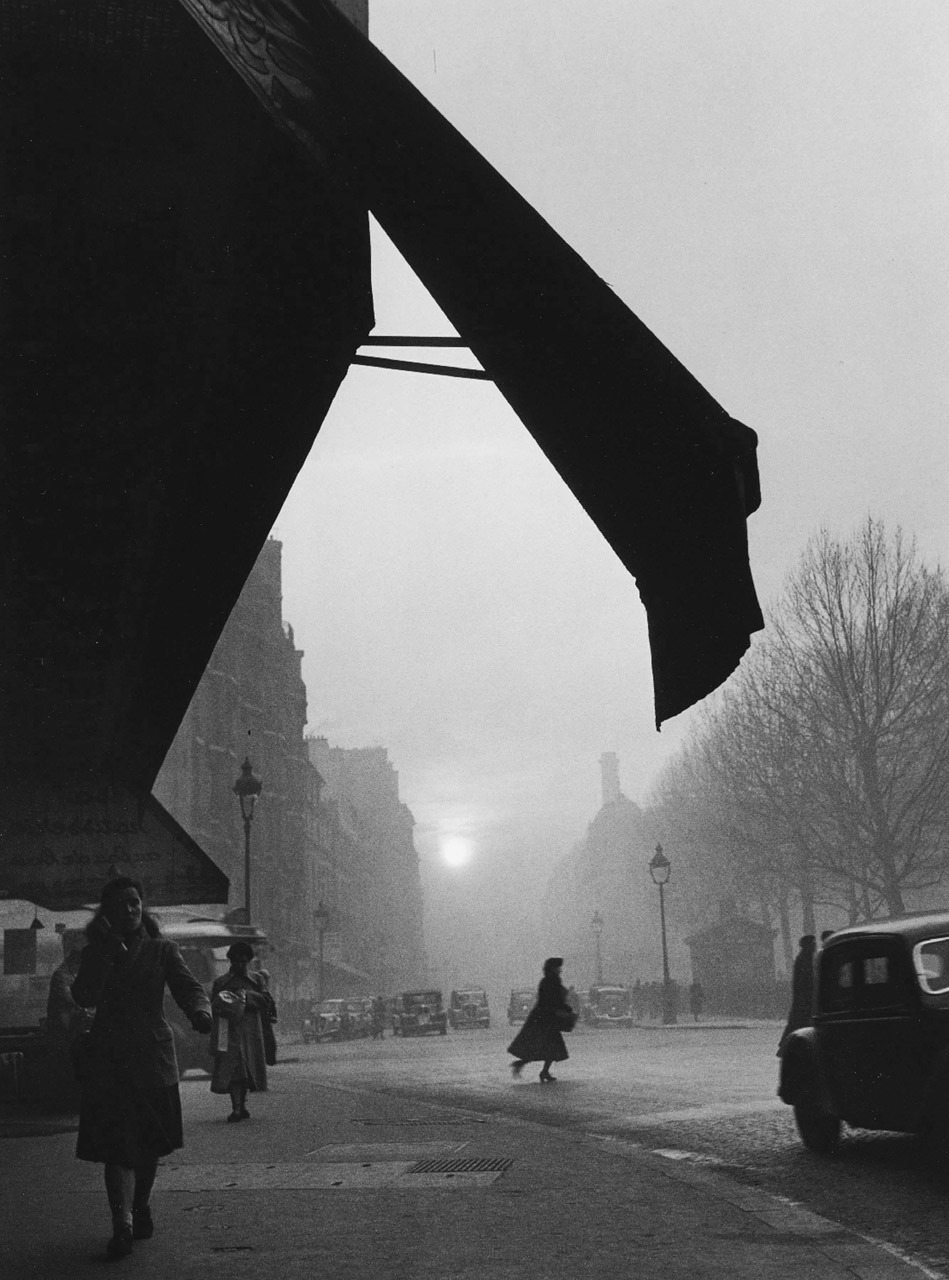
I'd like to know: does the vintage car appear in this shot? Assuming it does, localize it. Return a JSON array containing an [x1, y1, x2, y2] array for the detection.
[[342, 996, 374, 1038], [448, 988, 490, 1030], [507, 989, 535, 1024], [779, 912, 949, 1154], [392, 990, 448, 1037], [301, 998, 348, 1044], [585, 984, 634, 1028]]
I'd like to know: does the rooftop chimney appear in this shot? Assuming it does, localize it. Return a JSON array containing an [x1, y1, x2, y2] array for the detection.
[[600, 752, 621, 807]]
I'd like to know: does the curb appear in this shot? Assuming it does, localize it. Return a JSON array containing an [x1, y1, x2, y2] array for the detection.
[[298, 1075, 946, 1279]]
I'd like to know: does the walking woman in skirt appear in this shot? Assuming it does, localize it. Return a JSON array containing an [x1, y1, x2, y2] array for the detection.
[[209, 941, 271, 1121], [507, 957, 573, 1083], [72, 877, 212, 1259]]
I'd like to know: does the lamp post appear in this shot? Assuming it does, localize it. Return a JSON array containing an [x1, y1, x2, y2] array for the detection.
[[233, 757, 262, 925], [591, 910, 604, 985], [648, 843, 676, 1025], [314, 899, 330, 1005]]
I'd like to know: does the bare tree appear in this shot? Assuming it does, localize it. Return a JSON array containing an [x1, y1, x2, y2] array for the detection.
[[652, 519, 949, 927], [774, 519, 949, 914]]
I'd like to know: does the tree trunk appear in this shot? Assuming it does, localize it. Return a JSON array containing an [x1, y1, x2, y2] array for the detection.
[[777, 892, 794, 974]]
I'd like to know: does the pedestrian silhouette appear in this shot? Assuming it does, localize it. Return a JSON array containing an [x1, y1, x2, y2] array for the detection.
[[508, 958, 574, 1083]]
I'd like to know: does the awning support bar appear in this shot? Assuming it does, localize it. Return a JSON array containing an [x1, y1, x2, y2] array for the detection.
[[351, 354, 491, 380], [360, 335, 467, 347]]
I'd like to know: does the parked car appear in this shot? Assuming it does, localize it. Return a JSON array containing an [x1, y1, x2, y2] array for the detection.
[[779, 911, 949, 1155], [507, 989, 534, 1024], [585, 984, 633, 1029], [301, 998, 347, 1044], [448, 988, 490, 1030], [392, 990, 448, 1037], [342, 996, 374, 1038]]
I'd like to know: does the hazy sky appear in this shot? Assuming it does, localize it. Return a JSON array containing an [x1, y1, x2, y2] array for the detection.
[[273, 2, 949, 979]]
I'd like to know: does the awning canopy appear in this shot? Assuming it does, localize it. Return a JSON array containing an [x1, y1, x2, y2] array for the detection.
[[177, 0, 764, 724]]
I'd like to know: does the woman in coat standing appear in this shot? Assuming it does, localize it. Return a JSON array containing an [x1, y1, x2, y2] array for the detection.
[[507, 957, 573, 1083], [210, 941, 271, 1121], [72, 877, 213, 1259]]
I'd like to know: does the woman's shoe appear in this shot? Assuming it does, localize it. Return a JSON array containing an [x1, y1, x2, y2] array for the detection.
[[106, 1225, 133, 1259], [539, 1071, 557, 1083], [132, 1206, 154, 1240], [239, 1107, 250, 1120], [510, 1061, 525, 1078], [227, 1110, 242, 1123]]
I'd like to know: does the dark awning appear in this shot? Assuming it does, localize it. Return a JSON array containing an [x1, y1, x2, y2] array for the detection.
[[177, 0, 764, 725]]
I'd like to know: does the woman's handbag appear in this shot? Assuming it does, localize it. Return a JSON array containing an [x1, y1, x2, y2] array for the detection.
[[554, 1007, 578, 1033]]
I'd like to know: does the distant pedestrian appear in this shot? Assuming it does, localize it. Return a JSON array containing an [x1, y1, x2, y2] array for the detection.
[[777, 934, 816, 1056], [210, 941, 271, 1121], [71, 877, 212, 1259], [508, 957, 574, 1083], [254, 967, 279, 1066], [371, 995, 387, 1039], [688, 980, 705, 1023]]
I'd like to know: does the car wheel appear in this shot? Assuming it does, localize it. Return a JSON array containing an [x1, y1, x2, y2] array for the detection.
[[793, 1102, 841, 1154]]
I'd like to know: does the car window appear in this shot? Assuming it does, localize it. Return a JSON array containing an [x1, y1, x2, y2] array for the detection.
[[820, 946, 909, 1012], [913, 937, 949, 994]]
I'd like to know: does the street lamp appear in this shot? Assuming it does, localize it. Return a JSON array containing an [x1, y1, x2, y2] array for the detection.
[[233, 757, 262, 925], [591, 910, 604, 984], [648, 843, 677, 1025], [314, 899, 330, 1004]]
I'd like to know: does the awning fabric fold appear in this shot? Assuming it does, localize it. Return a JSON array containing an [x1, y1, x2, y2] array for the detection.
[[177, 0, 764, 724]]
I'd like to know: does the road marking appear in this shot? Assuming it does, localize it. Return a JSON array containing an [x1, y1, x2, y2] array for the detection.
[[651, 1148, 726, 1167], [644, 1148, 947, 1277]]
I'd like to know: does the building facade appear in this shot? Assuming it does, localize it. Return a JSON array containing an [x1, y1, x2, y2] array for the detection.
[[307, 737, 427, 996], [153, 537, 427, 1011], [541, 754, 682, 989]]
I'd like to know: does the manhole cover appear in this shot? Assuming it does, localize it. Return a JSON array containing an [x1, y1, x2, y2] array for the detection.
[[407, 1157, 514, 1174]]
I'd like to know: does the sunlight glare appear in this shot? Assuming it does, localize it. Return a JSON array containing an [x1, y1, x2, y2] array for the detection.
[[441, 836, 473, 869]]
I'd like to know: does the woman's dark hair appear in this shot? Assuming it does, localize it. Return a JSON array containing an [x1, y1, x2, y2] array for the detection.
[[87, 875, 160, 938], [543, 957, 564, 976], [227, 941, 255, 963]]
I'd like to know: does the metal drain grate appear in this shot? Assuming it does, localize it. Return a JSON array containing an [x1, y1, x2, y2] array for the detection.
[[407, 1157, 513, 1174]]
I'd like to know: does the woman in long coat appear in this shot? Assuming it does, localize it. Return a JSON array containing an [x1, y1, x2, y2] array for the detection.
[[72, 877, 212, 1259], [210, 941, 271, 1120], [508, 957, 573, 1083]]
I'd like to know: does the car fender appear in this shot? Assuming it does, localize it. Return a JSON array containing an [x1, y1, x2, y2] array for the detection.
[[779, 1027, 834, 1111]]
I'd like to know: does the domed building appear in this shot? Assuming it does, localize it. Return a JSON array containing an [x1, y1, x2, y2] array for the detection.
[[541, 755, 671, 989]]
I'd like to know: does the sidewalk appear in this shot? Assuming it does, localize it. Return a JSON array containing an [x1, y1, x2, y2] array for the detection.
[[0, 1061, 938, 1280]]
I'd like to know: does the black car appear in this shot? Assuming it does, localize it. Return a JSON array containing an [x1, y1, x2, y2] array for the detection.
[[507, 989, 534, 1025], [448, 988, 490, 1030], [392, 990, 448, 1037], [779, 911, 949, 1154], [585, 984, 633, 1028]]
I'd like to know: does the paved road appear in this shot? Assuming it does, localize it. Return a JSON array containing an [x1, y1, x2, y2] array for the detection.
[[258, 1020, 949, 1274]]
